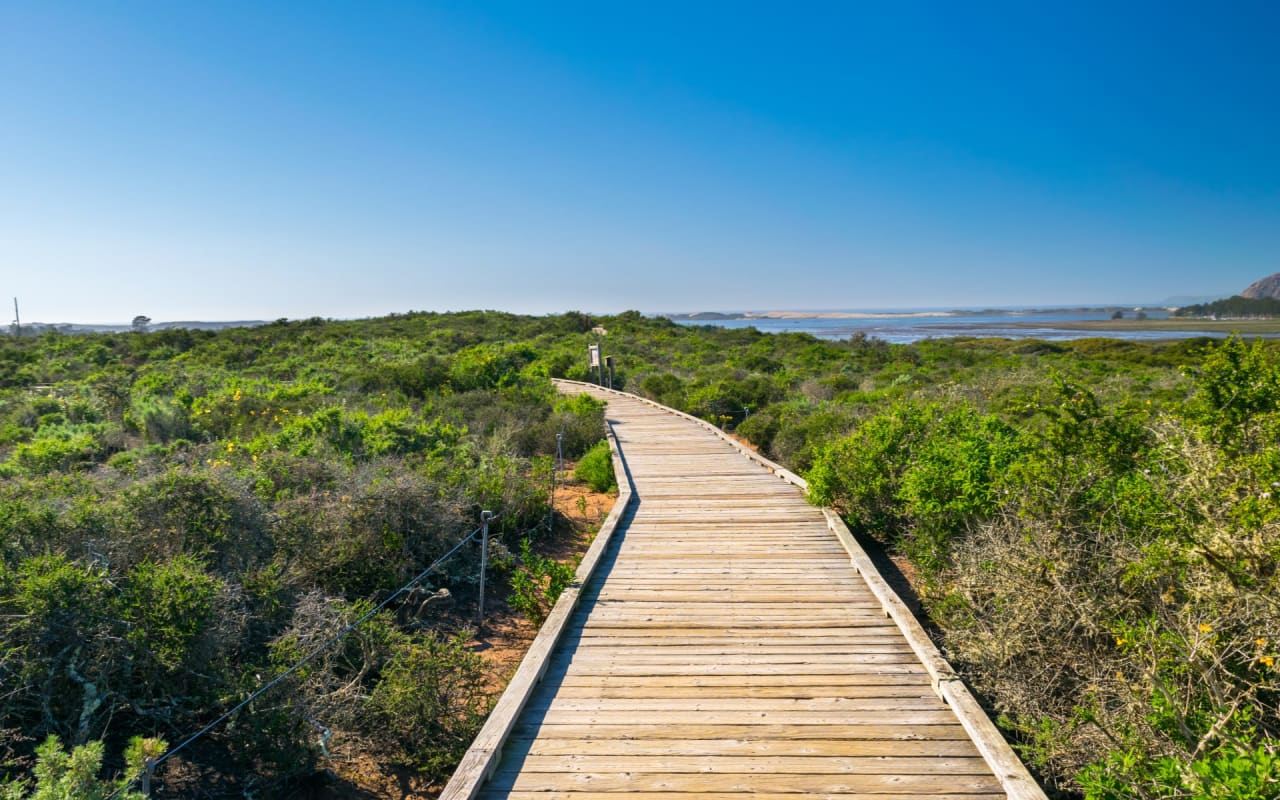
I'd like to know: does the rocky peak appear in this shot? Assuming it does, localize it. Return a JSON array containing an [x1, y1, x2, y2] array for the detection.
[[1241, 272, 1280, 300]]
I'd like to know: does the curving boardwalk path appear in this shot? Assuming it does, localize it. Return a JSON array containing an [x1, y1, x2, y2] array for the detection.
[[444, 384, 1045, 799]]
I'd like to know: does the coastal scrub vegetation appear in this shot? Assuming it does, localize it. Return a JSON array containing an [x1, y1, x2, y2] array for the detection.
[[0, 312, 610, 795], [1, 310, 1277, 797]]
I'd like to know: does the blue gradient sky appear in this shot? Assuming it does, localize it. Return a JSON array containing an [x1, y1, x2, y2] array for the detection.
[[2, 2, 1277, 321]]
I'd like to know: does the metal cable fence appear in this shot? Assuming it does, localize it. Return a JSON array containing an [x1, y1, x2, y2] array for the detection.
[[113, 445, 576, 798]]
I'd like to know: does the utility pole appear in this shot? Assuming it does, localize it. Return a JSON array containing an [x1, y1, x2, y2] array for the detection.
[[11, 298, 19, 337]]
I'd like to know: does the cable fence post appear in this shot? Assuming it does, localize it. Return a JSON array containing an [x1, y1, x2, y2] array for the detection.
[[548, 432, 563, 533], [141, 757, 154, 797], [478, 510, 492, 626]]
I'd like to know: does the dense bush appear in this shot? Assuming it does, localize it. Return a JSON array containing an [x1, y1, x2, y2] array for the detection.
[[508, 537, 578, 625], [574, 440, 617, 493], [365, 632, 490, 778], [0, 314, 592, 792], [805, 338, 1280, 797]]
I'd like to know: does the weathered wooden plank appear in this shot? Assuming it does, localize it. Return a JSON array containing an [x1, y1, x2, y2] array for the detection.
[[559, 642, 917, 655], [494, 772, 1005, 793], [495, 754, 993, 775], [528, 709, 962, 725], [564, 626, 904, 638], [484, 793, 1006, 800], [506, 737, 983, 757], [506, 723, 975, 741], [557, 673, 925, 687], [552, 684, 938, 699], [557, 660, 926, 674], [528, 697, 948, 713], [570, 635, 907, 647], [553, 653, 923, 667]]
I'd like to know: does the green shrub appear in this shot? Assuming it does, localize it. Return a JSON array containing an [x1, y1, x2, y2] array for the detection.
[[735, 409, 779, 452], [125, 395, 192, 443], [365, 632, 490, 780], [769, 403, 857, 471], [639, 372, 685, 407], [806, 402, 933, 538], [7, 424, 107, 474], [120, 469, 267, 571], [0, 734, 155, 800], [1184, 335, 1280, 451], [121, 555, 223, 673], [574, 439, 616, 492], [549, 393, 606, 458], [895, 408, 1025, 571], [508, 538, 577, 624]]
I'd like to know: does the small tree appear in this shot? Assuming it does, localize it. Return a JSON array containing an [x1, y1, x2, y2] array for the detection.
[[0, 734, 161, 800], [1110, 310, 1124, 320], [131, 316, 151, 334]]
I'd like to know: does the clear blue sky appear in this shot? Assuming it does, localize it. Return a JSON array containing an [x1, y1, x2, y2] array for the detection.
[[2, 1, 1277, 321]]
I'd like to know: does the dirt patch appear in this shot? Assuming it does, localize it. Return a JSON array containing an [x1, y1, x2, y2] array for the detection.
[[726, 431, 761, 453]]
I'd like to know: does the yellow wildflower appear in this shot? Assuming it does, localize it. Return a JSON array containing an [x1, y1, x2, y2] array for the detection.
[[1260, 656, 1275, 669], [1258, 638, 1268, 648], [226, 442, 235, 453], [1198, 623, 1213, 634], [1115, 637, 1127, 646]]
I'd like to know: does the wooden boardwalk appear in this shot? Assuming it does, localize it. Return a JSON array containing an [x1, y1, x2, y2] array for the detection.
[[444, 385, 1044, 799]]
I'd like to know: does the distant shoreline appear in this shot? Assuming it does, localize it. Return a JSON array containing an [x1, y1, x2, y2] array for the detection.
[[746, 310, 955, 319], [1005, 318, 1280, 334], [665, 306, 1152, 321]]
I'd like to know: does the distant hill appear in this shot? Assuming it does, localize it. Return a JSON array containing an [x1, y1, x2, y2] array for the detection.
[[6, 320, 268, 336], [1241, 272, 1280, 300], [1169, 273, 1280, 318]]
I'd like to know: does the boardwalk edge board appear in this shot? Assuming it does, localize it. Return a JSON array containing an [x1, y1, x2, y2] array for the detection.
[[820, 509, 1045, 800], [445, 380, 1047, 800], [440, 418, 634, 799]]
